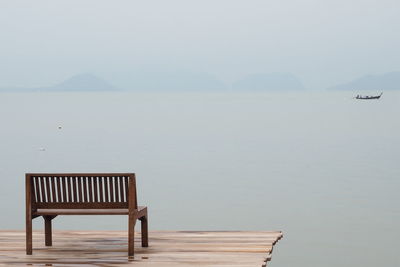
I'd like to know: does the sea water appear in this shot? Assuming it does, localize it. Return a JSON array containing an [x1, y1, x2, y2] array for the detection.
[[0, 91, 399, 267]]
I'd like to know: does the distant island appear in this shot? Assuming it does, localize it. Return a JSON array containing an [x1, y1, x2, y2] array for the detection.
[[0, 72, 306, 92], [328, 71, 400, 91], [39, 73, 118, 91], [1, 71, 400, 92], [232, 73, 305, 91], [0, 73, 117, 92], [0, 72, 227, 92], [127, 71, 227, 91]]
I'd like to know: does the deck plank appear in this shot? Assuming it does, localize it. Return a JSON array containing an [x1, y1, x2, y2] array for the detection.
[[0, 230, 282, 266]]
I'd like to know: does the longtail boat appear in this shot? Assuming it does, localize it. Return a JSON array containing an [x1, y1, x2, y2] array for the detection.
[[355, 92, 383, 99]]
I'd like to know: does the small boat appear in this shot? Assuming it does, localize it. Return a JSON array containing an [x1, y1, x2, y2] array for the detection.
[[355, 92, 383, 100]]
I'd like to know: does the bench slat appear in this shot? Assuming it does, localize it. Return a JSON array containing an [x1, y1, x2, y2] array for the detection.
[[51, 177, 56, 203], [61, 177, 67, 202], [110, 176, 114, 202], [124, 176, 129, 203], [104, 177, 109, 202], [40, 177, 46, 202], [99, 177, 104, 202], [119, 176, 124, 202], [87, 177, 92, 202], [71, 177, 76, 202], [45, 177, 51, 203], [93, 177, 98, 202], [115, 176, 120, 202], [56, 178, 61, 203], [67, 177, 72, 202], [83, 177, 88, 202], [34, 177, 40, 203], [77, 177, 82, 203]]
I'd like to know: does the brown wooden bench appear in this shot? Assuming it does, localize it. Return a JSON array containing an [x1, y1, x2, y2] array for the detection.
[[25, 173, 148, 256]]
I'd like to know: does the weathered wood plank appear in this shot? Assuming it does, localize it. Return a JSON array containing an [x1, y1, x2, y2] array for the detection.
[[0, 231, 282, 267]]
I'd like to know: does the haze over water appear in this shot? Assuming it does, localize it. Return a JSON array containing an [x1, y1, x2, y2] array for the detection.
[[0, 91, 399, 267]]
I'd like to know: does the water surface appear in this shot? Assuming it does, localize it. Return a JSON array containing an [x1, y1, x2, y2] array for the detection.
[[0, 91, 399, 267]]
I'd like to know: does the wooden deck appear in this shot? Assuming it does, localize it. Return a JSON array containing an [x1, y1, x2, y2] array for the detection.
[[0, 230, 283, 266]]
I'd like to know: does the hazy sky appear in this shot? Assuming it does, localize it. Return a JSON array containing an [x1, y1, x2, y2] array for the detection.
[[0, 0, 399, 89]]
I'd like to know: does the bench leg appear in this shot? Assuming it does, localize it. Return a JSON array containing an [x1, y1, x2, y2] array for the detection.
[[128, 214, 136, 256], [26, 215, 32, 255], [140, 216, 148, 247], [44, 216, 56, 246]]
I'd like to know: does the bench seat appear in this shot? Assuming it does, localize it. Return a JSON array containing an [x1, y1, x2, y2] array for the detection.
[[34, 206, 147, 216]]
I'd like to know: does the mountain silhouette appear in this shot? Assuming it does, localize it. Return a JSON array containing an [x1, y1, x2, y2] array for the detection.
[[36, 73, 117, 91], [232, 73, 305, 91], [328, 72, 400, 90]]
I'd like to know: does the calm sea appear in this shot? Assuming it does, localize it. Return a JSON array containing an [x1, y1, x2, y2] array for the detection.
[[0, 91, 399, 267]]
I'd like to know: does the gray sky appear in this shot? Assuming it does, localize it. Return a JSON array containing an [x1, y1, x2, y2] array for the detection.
[[0, 0, 399, 90]]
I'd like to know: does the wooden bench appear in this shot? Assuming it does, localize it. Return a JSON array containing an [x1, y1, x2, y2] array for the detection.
[[25, 173, 148, 256]]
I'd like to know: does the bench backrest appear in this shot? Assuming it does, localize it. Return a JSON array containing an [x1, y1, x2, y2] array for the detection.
[[26, 173, 137, 210]]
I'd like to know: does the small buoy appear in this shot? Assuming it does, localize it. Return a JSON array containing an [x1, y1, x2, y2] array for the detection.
[[39, 147, 46, 151], [58, 125, 62, 129]]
